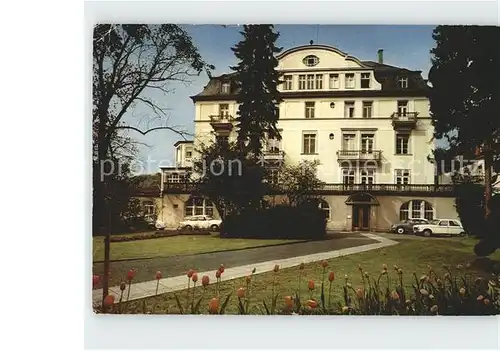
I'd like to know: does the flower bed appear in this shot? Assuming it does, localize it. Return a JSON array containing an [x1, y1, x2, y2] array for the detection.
[[109, 230, 212, 243]]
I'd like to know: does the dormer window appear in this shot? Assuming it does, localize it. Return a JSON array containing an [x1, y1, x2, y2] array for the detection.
[[221, 81, 231, 93], [361, 73, 371, 88], [398, 76, 408, 89], [303, 55, 319, 67]]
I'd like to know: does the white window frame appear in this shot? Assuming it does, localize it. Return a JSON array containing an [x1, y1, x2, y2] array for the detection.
[[344, 101, 355, 118], [221, 82, 230, 93], [329, 73, 339, 89], [398, 76, 408, 89], [345, 73, 355, 89], [397, 100, 408, 116], [315, 74, 323, 89], [395, 169, 411, 185], [283, 75, 293, 90], [298, 75, 306, 90], [305, 101, 315, 119], [342, 133, 356, 151], [342, 168, 356, 184], [185, 197, 214, 217], [219, 103, 229, 117], [361, 133, 375, 153], [306, 74, 315, 90], [318, 199, 331, 221], [360, 73, 371, 88], [362, 101, 373, 118], [302, 132, 317, 154], [396, 133, 410, 155], [360, 169, 375, 185]]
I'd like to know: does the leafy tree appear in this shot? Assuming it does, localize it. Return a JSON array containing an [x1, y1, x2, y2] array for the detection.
[[230, 25, 283, 155], [93, 24, 212, 303], [192, 140, 268, 220], [277, 160, 326, 207], [428, 25, 500, 218]]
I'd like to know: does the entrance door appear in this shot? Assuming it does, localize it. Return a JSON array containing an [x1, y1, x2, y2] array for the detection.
[[352, 205, 370, 231]]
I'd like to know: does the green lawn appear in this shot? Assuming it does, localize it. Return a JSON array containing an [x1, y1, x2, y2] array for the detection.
[[109, 236, 500, 314], [93, 233, 303, 262]]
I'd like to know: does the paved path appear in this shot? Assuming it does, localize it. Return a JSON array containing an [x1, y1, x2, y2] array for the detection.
[[93, 233, 398, 304]]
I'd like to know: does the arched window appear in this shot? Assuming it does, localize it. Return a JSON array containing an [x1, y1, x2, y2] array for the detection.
[[318, 199, 331, 221], [185, 197, 214, 217], [400, 200, 434, 221]]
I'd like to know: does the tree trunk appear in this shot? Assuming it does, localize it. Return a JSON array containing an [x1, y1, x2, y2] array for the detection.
[[484, 142, 493, 219]]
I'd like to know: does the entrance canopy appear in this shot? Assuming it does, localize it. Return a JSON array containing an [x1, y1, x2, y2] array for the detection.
[[345, 192, 379, 205]]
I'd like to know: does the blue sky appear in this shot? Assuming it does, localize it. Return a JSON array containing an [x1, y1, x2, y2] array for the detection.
[[126, 25, 437, 175]]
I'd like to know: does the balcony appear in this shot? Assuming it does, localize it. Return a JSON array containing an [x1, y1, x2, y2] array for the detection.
[[262, 149, 285, 167], [391, 112, 418, 130], [336, 150, 382, 164], [209, 114, 234, 132], [162, 181, 455, 197]]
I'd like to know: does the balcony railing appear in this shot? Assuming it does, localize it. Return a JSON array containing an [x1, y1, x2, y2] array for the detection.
[[263, 149, 285, 159], [209, 114, 234, 123], [337, 150, 382, 161], [163, 182, 455, 196], [391, 112, 418, 130]]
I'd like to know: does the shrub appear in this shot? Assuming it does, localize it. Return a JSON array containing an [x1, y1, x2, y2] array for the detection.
[[220, 204, 326, 240]]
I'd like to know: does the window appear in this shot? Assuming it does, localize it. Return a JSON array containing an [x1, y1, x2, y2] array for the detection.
[[267, 168, 281, 184], [360, 169, 375, 185], [449, 220, 461, 227], [439, 220, 449, 227], [298, 75, 306, 90], [329, 74, 339, 89], [221, 82, 230, 93], [395, 169, 411, 185], [342, 168, 355, 185], [219, 103, 229, 117], [315, 74, 323, 89], [396, 133, 410, 154], [185, 197, 214, 217], [362, 101, 373, 118], [283, 75, 293, 90], [345, 73, 355, 89], [305, 101, 315, 119], [167, 172, 184, 183], [317, 199, 331, 221], [303, 133, 317, 154], [398, 76, 408, 89], [400, 200, 434, 221], [397, 100, 408, 117], [303, 55, 319, 67], [360, 73, 371, 88], [361, 133, 374, 153], [266, 137, 281, 153], [306, 74, 315, 89], [185, 147, 193, 159], [344, 101, 355, 118], [143, 201, 155, 219], [342, 133, 356, 151]]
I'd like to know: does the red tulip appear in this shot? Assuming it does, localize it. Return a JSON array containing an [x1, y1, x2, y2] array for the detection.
[[215, 270, 221, 279], [187, 269, 195, 278], [273, 264, 280, 273], [155, 271, 162, 280], [219, 264, 225, 273], [192, 273, 198, 283], [202, 275, 210, 287], [237, 287, 245, 298], [308, 280, 315, 290], [328, 271, 335, 282], [321, 260, 328, 268], [127, 269, 135, 281], [306, 299, 318, 308], [299, 262, 305, 270], [284, 296, 293, 309], [92, 275, 100, 287], [103, 294, 115, 307], [245, 275, 251, 284], [120, 282, 126, 291], [209, 297, 219, 314]]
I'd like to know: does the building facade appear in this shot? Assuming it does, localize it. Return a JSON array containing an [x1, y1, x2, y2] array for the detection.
[[159, 44, 459, 231]]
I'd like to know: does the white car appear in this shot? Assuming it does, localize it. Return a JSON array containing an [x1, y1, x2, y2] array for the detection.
[[178, 215, 222, 231], [413, 219, 466, 237]]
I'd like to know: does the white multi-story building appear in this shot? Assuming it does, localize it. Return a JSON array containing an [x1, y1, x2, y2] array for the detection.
[[159, 44, 459, 231]]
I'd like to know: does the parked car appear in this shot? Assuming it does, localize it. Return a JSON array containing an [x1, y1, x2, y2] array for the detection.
[[390, 218, 429, 234], [178, 215, 222, 231], [413, 219, 466, 237]]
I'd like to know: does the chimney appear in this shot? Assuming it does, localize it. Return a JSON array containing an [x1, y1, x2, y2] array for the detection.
[[377, 49, 384, 64]]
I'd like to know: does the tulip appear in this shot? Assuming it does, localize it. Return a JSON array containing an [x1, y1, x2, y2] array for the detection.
[[127, 269, 136, 281], [103, 294, 115, 307], [237, 287, 245, 298], [459, 287, 466, 296], [284, 296, 293, 309], [391, 290, 400, 300], [187, 269, 195, 278], [92, 275, 100, 287], [202, 275, 210, 287], [357, 264, 363, 271], [364, 272, 369, 278], [219, 264, 225, 273], [120, 282, 126, 291], [321, 260, 328, 268], [215, 270, 221, 279], [356, 288, 363, 299], [155, 271, 162, 280], [430, 305, 438, 313], [328, 271, 335, 282], [420, 289, 429, 296], [456, 264, 464, 269], [477, 295, 485, 301], [484, 298, 490, 305], [475, 277, 483, 285], [420, 275, 429, 282], [308, 280, 315, 290], [208, 297, 219, 314], [342, 306, 349, 313], [405, 299, 412, 305], [429, 294, 434, 300], [273, 264, 280, 273], [307, 299, 318, 308], [436, 279, 443, 287], [192, 273, 198, 283], [393, 265, 399, 271], [397, 269, 403, 275], [346, 282, 352, 288], [299, 262, 305, 270], [245, 275, 251, 284], [382, 264, 388, 271]]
